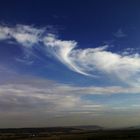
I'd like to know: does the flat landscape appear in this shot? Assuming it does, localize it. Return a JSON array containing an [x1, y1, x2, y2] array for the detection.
[[0, 127, 140, 140]]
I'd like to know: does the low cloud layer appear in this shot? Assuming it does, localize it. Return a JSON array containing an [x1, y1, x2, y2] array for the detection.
[[0, 70, 140, 128], [0, 24, 140, 87], [0, 71, 105, 127]]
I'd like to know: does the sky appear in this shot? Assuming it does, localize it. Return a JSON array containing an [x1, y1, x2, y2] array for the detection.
[[0, 0, 140, 128]]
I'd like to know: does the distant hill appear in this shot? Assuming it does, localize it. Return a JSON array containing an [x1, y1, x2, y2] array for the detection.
[[126, 126, 140, 130], [0, 127, 79, 133], [116, 125, 140, 130], [71, 125, 103, 130], [0, 125, 103, 133]]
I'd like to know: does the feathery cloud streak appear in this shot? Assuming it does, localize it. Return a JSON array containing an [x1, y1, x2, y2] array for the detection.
[[0, 24, 140, 86]]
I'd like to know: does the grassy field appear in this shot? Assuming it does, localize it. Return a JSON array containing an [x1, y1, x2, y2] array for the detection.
[[0, 128, 140, 140]]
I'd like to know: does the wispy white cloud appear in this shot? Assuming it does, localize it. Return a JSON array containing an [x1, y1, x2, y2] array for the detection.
[[43, 34, 91, 76], [0, 24, 44, 46], [0, 24, 140, 86], [114, 29, 126, 38], [43, 34, 140, 86]]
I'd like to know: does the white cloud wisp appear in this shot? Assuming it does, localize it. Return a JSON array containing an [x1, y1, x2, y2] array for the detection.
[[43, 34, 140, 86], [0, 24, 140, 86]]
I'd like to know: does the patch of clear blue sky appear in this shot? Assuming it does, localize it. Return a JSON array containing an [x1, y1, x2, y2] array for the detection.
[[83, 94, 140, 108]]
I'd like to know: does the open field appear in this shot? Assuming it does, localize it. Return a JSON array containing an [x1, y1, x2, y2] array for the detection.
[[0, 127, 140, 140]]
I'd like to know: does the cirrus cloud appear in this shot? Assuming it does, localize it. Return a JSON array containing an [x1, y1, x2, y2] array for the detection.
[[0, 24, 140, 86], [43, 34, 140, 86]]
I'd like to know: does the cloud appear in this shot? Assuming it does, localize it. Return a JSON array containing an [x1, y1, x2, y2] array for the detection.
[[0, 24, 140, 86], [43, 34, 140, 86], [1, 71, 140, 123], [114, 29, 126, 38], [0, 69, 140, 128], [0, 24, 44, 46], [0, 73, 106, 115], [43, 34, 91, 76]]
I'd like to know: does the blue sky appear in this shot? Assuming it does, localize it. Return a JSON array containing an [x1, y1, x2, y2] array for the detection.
[[0, 0, 140, 128]]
